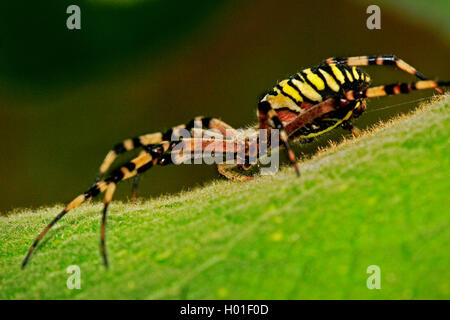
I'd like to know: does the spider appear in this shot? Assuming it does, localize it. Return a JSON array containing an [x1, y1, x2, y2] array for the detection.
[[22, 54, 448, 268]]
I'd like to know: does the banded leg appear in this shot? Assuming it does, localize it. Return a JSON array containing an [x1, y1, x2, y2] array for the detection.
[[130, 150, 148, 202], [96, 143, 172, 267], [324, 55, 443, 93], [172, 134, 256, 181], [94, 132, 164, 183], [160, 118, 242, 180], [217, 164, 255, 181], [258, 101, 300, 176], [345, 80, 450, 100], [22, 142, 169, 269], [93, 117, 236, 199], [101, 183, 116, 267], [284, 80, 449, 139], [100, 132, 260, 266]]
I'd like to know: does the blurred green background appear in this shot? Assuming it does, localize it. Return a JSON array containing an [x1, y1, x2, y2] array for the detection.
[[0, 0, 449, 213]]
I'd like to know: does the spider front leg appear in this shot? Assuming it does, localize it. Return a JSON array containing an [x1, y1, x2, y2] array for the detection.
[[284, 98, 343, 137], [172, 131, 257, 181], [169, 121, 255, 182], [98, 142, 174, 267], [22, 142, 170, 269], [93, 116, 236, 201], [258, 101, 300, 177], [93, 132, 164, 184]]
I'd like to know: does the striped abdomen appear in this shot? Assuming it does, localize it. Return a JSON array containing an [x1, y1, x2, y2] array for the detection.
[[261, 63, 371, 114]]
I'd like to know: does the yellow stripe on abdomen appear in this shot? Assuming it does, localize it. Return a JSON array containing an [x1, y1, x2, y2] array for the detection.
[[279, 80, 303, 104], [330, 64, 346, 84], [344, 69, 354, 82], [291, 78, 322, 102], [318, 68, 340, 92], [352, 66, 360, 80], [303, 68, 325, 90]]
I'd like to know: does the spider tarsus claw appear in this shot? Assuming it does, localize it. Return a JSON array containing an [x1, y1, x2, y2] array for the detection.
[[131, 193, 137, 204], [293, 164, 301, 177], [103, 257, 109, 268]]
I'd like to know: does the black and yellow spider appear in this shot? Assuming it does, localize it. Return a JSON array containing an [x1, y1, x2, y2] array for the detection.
[[22, 55, 448, 268]]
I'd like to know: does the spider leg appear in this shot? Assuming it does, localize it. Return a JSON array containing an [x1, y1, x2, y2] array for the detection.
[[341, 120, 361, 137], [258, 101, 300, 177], [285, 80, 449, 141], [172, 132, 256, 181], [93, 117, 236, 199], [265, 98, 338, 139], [286, 99, 363, 141], [22, 143, 169, 269], [345, 80, 450, 100], [99, 144, 172, 267], [164, 120, 244, 181], [129, 150, 150, 202], [93, 132, 164, 185], [323, 54, 443, 94], [324, 55, 429, 80], [101, 183, 116, 268], [217, 164, 255, 181], [131, 174, 141, 203]]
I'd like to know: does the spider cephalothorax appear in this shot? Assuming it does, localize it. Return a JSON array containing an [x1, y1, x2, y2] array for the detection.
[[22, 55, 448, 268]]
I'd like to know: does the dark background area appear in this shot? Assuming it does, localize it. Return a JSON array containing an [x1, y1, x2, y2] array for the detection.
[[0, 0, 449, 213]]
